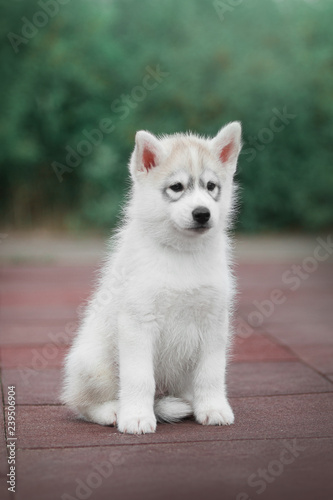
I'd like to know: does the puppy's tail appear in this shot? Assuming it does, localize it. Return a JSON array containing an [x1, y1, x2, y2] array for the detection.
[[154, 396, 192, 423]]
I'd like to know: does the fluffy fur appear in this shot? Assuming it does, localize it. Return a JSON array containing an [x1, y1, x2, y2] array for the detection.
[[62, 122, 242, 434]]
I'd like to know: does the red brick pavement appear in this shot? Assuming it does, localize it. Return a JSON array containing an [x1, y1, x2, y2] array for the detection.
[[1, 261, 333, 500]]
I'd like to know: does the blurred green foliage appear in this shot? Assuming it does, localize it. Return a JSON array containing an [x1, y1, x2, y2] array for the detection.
[[0, 0, 332, 232]]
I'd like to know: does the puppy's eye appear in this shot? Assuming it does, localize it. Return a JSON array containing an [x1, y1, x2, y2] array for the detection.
[[169, 183, 184, 192], [207, 182, 216, 191]]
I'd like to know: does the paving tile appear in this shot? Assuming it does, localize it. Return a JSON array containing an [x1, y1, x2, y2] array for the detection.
[[0, 306, 78, 322], [287, 344, 333, 375], [0, 235, 104, 265], [237, 302, 332, 332], [0, 268, 93, 322], [10, 393, 333, 450], [266, 321, 333, 346], [228, 361, 333, 397], [232, 334, 296, 362], [237, 261, 333, 288], [15, 437, 333, 500], [0, 265, 96, 286], [0, 346, 68, 369], [1, 287, 91, 308], [237, 263, 291, 287], [0, 481, 11, 500], [2, 369, 62, 405], [0, 322, 78, 346]]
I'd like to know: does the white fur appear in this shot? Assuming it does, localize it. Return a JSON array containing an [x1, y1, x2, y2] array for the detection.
[[62, 122, 242, 434]]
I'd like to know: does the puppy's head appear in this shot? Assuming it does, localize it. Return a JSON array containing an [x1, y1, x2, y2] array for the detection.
[[128, 123, 242, 247]]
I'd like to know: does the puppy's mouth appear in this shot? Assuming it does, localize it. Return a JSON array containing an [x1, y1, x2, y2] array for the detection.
[[186, 224, 211, 234], [173, 222, 212, 234]]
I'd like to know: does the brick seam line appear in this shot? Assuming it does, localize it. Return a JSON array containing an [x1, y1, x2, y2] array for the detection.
[[263, 331, 333, 385], [13, 435, 333, 453]]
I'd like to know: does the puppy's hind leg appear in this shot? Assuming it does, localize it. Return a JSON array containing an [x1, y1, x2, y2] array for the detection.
[[62, 332, 119, 426], [78, 400, 118, 426]]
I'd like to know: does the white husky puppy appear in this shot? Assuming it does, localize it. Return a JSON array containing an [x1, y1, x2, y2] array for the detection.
[[62, 122, 242, 434]]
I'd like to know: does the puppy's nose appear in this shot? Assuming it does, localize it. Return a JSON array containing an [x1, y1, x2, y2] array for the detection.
[[192, 206, 210, 224]]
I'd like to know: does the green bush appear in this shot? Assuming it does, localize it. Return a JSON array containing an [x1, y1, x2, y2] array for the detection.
[[0, 0, 332, 232]]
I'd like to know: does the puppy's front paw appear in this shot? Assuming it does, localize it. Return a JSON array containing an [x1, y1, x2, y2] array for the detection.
[[117, 413, 157, 434], [195, 402, 234, 426]]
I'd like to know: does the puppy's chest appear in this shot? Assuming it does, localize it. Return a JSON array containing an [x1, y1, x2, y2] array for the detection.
[[155, 285, 223, 333], [152, 286, 224, 376]]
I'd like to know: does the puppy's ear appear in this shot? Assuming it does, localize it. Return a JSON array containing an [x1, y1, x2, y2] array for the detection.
[[130, 130, 164, 177], [211, 122, 242, 173]]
